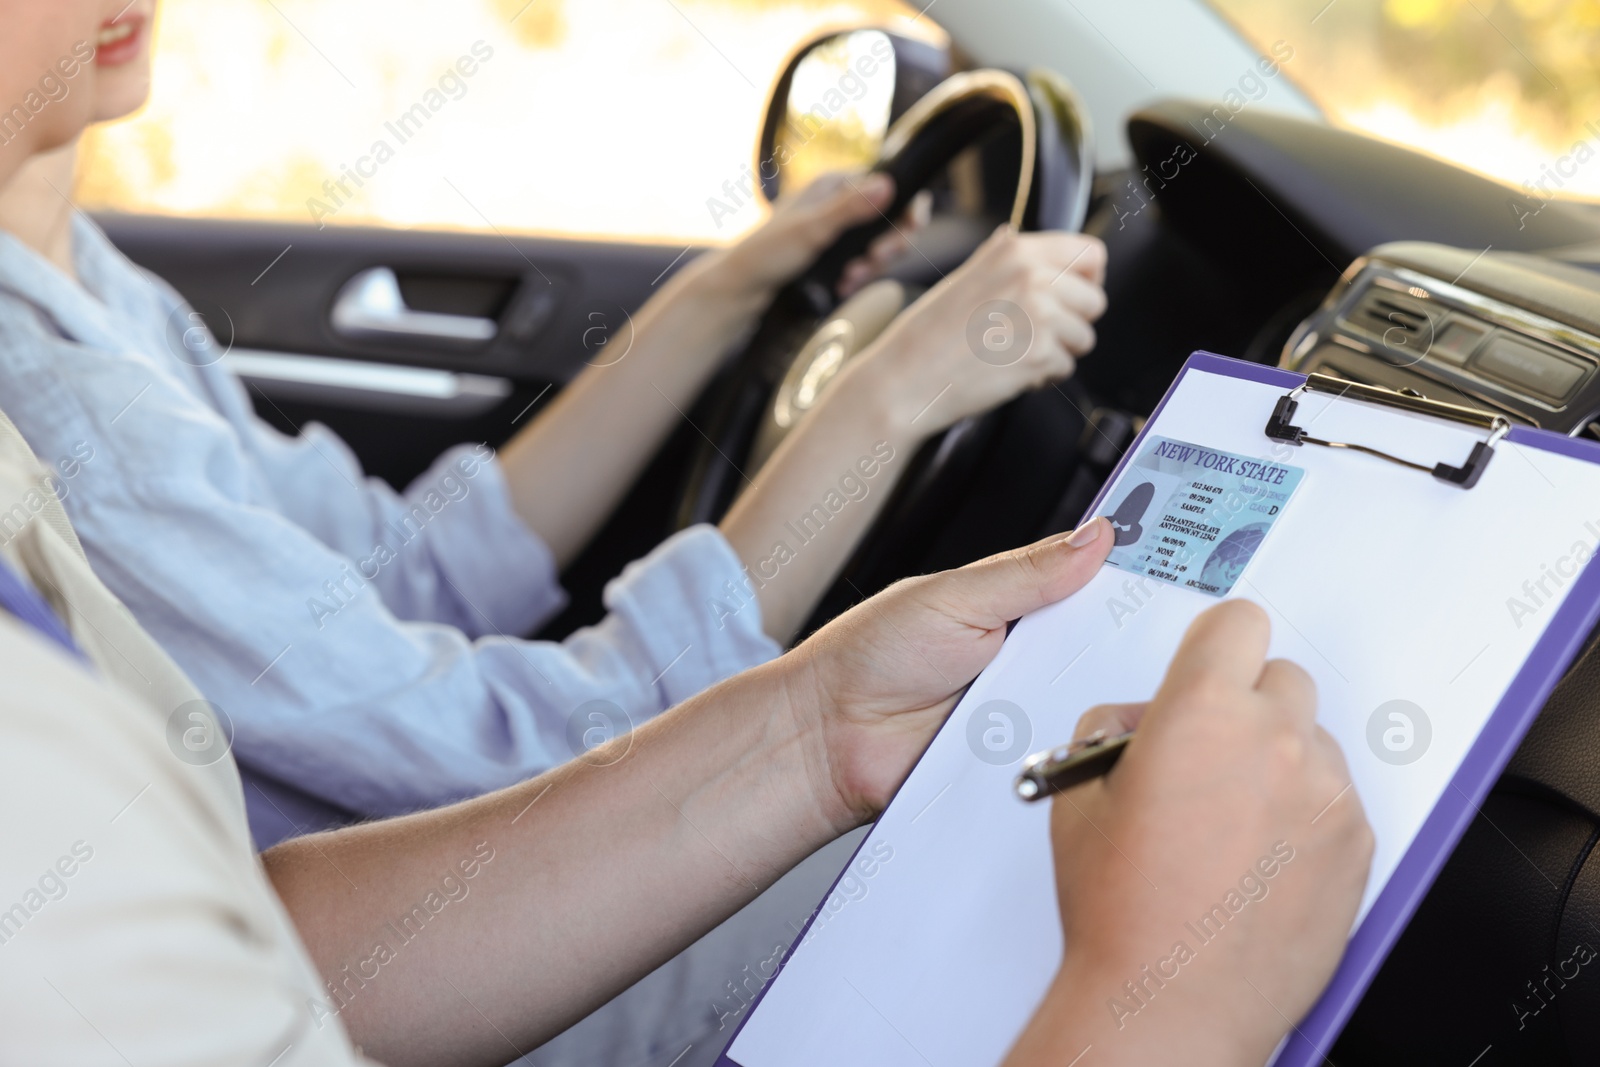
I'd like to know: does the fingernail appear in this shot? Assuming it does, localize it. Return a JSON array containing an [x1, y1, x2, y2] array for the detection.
[[861, 172, 892, 201], [1065, 516, 1106, 547]]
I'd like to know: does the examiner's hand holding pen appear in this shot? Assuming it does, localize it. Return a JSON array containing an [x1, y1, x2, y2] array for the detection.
[[1006, 600, 1375, 1067]]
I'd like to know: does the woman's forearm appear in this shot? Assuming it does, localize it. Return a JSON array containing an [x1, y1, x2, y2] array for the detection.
[[718, 363, 924, 644], [497, 250, 769, 567], [498, 175, 911, 569], [263, 656, 838, 1067]]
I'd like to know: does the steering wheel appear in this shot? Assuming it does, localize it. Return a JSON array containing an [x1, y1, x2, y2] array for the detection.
[[675, 68, 1095, 627]]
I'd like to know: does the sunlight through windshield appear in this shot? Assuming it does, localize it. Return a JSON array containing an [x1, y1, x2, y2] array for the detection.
[[1212, 0, 1600, 206], [76, 0, 942, 244]]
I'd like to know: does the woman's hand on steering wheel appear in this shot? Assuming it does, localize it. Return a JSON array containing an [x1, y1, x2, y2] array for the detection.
[[838, 225, 1108, 441], [705, 171, 932, 305]]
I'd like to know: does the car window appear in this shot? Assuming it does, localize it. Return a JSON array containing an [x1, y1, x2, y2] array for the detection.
[[1209, 0, 1600, 206], [76, 0, 944, 244]]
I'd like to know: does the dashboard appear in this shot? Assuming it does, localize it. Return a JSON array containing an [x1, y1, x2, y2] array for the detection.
[[1288, 243, 1600, 437], [1082, 99, 1600, 434]]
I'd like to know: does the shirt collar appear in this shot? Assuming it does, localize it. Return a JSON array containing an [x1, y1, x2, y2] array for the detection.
[[0, 213, 179, 358]]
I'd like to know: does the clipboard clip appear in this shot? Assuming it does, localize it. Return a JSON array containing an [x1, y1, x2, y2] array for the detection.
[[1265, 373, 1512, 489]]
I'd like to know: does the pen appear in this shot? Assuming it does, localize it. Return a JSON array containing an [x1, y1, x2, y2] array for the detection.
[[1014, 729, 1135, 801]]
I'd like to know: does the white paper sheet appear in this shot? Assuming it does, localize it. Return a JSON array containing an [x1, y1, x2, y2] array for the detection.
[[726, 366, 1600, 1067]]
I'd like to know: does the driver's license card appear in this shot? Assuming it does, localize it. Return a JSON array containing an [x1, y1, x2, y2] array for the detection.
[[1098, 435, 1304, 597]]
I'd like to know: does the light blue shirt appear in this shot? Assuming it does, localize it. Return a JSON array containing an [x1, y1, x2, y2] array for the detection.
[[0, 216, 778, 847]]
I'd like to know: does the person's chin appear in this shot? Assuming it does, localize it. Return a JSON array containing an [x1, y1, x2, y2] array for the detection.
[[91, 78, 154, 124], [91, 9, 156, 120]]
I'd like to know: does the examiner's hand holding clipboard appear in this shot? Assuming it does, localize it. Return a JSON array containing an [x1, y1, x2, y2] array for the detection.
[[1004, 601, 1374, 1067], [720, 354, 1600, 1067]]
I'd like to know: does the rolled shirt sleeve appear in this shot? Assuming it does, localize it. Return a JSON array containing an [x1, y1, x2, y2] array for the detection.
[[216, 386, 568, 640], [0, 220, 781, 846], [599, 524, 785, 709]]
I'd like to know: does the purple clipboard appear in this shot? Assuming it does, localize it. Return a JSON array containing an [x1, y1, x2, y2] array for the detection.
[[718, 352, 1600, 1066]]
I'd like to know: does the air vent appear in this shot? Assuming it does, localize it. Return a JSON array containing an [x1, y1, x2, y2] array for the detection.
[[1346, 288, 1438, 342]]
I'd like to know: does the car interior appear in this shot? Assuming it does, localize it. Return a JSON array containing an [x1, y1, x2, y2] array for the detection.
[[91, 2, 1600, 1061]]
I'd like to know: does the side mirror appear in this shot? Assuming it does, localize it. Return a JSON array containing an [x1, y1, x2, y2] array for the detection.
[[757, 29, 951, 202]]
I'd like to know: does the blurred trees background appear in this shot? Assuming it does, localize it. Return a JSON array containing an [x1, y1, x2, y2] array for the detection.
[[79, 0, 1600, 238], [78, 0, 932, 241], [1214, 0, 1600, 197]]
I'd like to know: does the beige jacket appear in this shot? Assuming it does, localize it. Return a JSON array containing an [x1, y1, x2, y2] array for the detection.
[[0, 410, 369, 1066]]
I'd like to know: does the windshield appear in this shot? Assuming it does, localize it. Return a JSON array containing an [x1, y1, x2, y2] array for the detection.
[[1210, 0, 1600, 205], [75, 0, 941, 244]]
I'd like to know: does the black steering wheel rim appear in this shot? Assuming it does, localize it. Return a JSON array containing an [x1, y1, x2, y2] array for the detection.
[[674, 67, 1093, 627]]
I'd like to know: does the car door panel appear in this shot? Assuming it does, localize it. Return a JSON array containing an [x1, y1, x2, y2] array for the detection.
[[98, 213, 700, 486]]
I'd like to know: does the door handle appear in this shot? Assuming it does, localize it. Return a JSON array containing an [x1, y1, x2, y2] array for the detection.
[[331, 267, 498, 343]]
